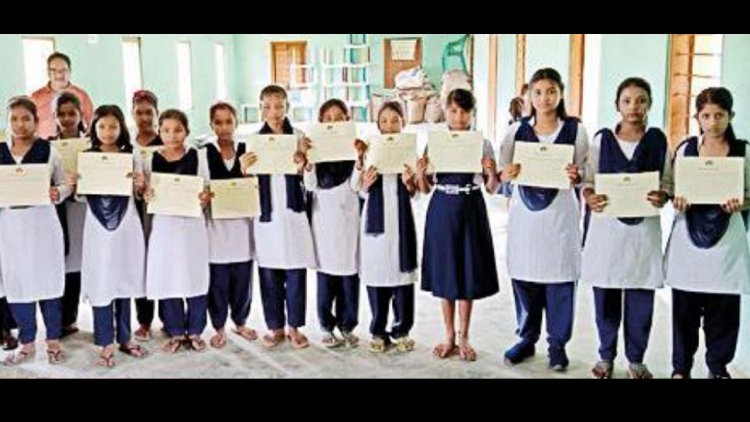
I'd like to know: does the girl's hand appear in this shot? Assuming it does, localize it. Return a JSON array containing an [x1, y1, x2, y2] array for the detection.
[[501, 164, 521, 182], [417, 157, 430, 178], [240, 152, 258, 174], [673, 196, 689, 213], [131, 172, 146, 192], [566, 164, 581, 185], [294, 151, 310, 173], [482, 157, 497, 177], [584, 189, 608, 213], [199, 190, 212, 209], [299, 137, 312, 154], [49, 187, 60, 204], [143, 188, 155, 203], [647, 190, 668, 209], [361, 167, 379, 193], [721, 198, 743, 214]]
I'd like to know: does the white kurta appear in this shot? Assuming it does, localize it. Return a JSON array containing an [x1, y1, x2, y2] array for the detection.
[[500, 119, 589, 283], [581, 130, 672, 290], [64, 200, 86, 273], [359, 174, 417, 287], [207, 141, 255, 264], [81, 197, 146, 307], [253, 128, 316, 270], [304, 165, 360, 276], [0, 140, 71, 303], [664, 139, 750, 295], [144, 148, 211, 299]]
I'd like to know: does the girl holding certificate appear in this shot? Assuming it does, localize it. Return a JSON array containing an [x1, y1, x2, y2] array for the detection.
[[79, 105, 148, 368], [666, 87, 750, 379], [360, 101, 419, 354], [0, 96, 71, 366], [130, 89, 164, 342], [143, 109, 212, 354], [300, 99, 363, 349], [581, 78, 670, 379], [499, 68, 589, 371], [49, 92, 88, 338], [418, 88, 500, 362], [239, 85, 315, 350], [203, 102, 258, 349]]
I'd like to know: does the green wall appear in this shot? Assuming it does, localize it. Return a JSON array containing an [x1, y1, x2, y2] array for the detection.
[[0, 34, 237, 136]]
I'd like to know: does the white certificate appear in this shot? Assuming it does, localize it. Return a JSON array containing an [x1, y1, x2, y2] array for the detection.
[[0, 164, 50, 208], [134, 145, 163, 162], [51, 138, 90, 174], [675, 157, 745, 205], [596, 172, 660, 218], [77, 153, 133, 197], [364, 133, 417, 174], [147, 173, 204, 218], [244, 134, 299, 175], [306, 121, 358, 163], [210, 177, 260, 220], [512, 142, 575, 190], [427, 131, 483, 173]]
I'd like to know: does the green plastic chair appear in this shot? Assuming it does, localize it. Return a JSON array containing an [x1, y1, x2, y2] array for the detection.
[[442, 34, 470, 73]]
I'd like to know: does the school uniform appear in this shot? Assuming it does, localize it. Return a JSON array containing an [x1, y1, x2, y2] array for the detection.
[[304, 160, 360, 334], [47, 135, 87, 330], [421, 137, 499, 301], [581, 127, 670, 364], [0, 139, 70, 344], [360, 171, 418, 341], [254, 119, 316, 330], [665, 136, 750, 377], [144, 147, 210, 338], [79, 148, 146, 347], [500, 117, 589, 364], [204, 140, 255, 331], [131, 135, 164, 328]]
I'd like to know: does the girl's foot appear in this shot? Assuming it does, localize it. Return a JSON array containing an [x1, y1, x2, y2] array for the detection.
[[321, 332, 344, 349], [262, 330, 286, 348], [628, 363, 653, 379], [591, 361, 614, 379], [98, 345, 117, 369], [119, 342, 148, 359], [161, 336, 184, 354], [134, 325, 152, 342], [457, 334, 477, 362], [432, 342, 458, 359], [233, 326, 258, 342], [395, 336, 416, 353], [2, 345, 35, 366], [340, 330, 359, 348], [187, 335, 207, 352], [210, 332, 228, 349], [286, 329, 309, 349], [368, 337, 388, 353]]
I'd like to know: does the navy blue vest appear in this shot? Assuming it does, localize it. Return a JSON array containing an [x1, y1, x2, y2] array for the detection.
[[84, 146, 131, 232], [597, 127, 667, 225], [681, 137, 748, 249], [514, 117, 579, 211], [204, 142, 246, 180]]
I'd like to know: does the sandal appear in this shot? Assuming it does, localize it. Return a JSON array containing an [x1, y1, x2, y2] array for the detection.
[[233, 326, 258, 342], [210, 333, 228, 349], [98, 347, 117, 369], [2, 348, 36, 366], [432, 342, 458, 359], [1, 331, 18, 351], [671, 371, 690, 379], [161, 337, 184, 354], [591, 361, 614, 379], [368, 337, 387, 353], [628, 363, 652, 379], [119, 343, 148, 359], [134, 326, 152, 342], [47, 348, 67, 365], [340, 330, 359, 348], [395, 337, 416, 353], [262, 331, 286, 349], [187, 336, 207, 352], [286, 331, 310, 350], [322, 332, 344, 349]]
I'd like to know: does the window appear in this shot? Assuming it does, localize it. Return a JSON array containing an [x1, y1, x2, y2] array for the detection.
[[122, 37, 143, 112], [177, 41, 194, 110], [215, 43, 228, 101], [667, 34, 724, 146], [22, 37, 55, 94], [271, 41, 307, 88]]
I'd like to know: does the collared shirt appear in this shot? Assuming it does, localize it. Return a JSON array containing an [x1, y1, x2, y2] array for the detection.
[[30, 83, 94, 139]]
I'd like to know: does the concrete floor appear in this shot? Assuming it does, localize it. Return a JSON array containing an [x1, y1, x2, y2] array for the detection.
[[2, 192, 746, 379]]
